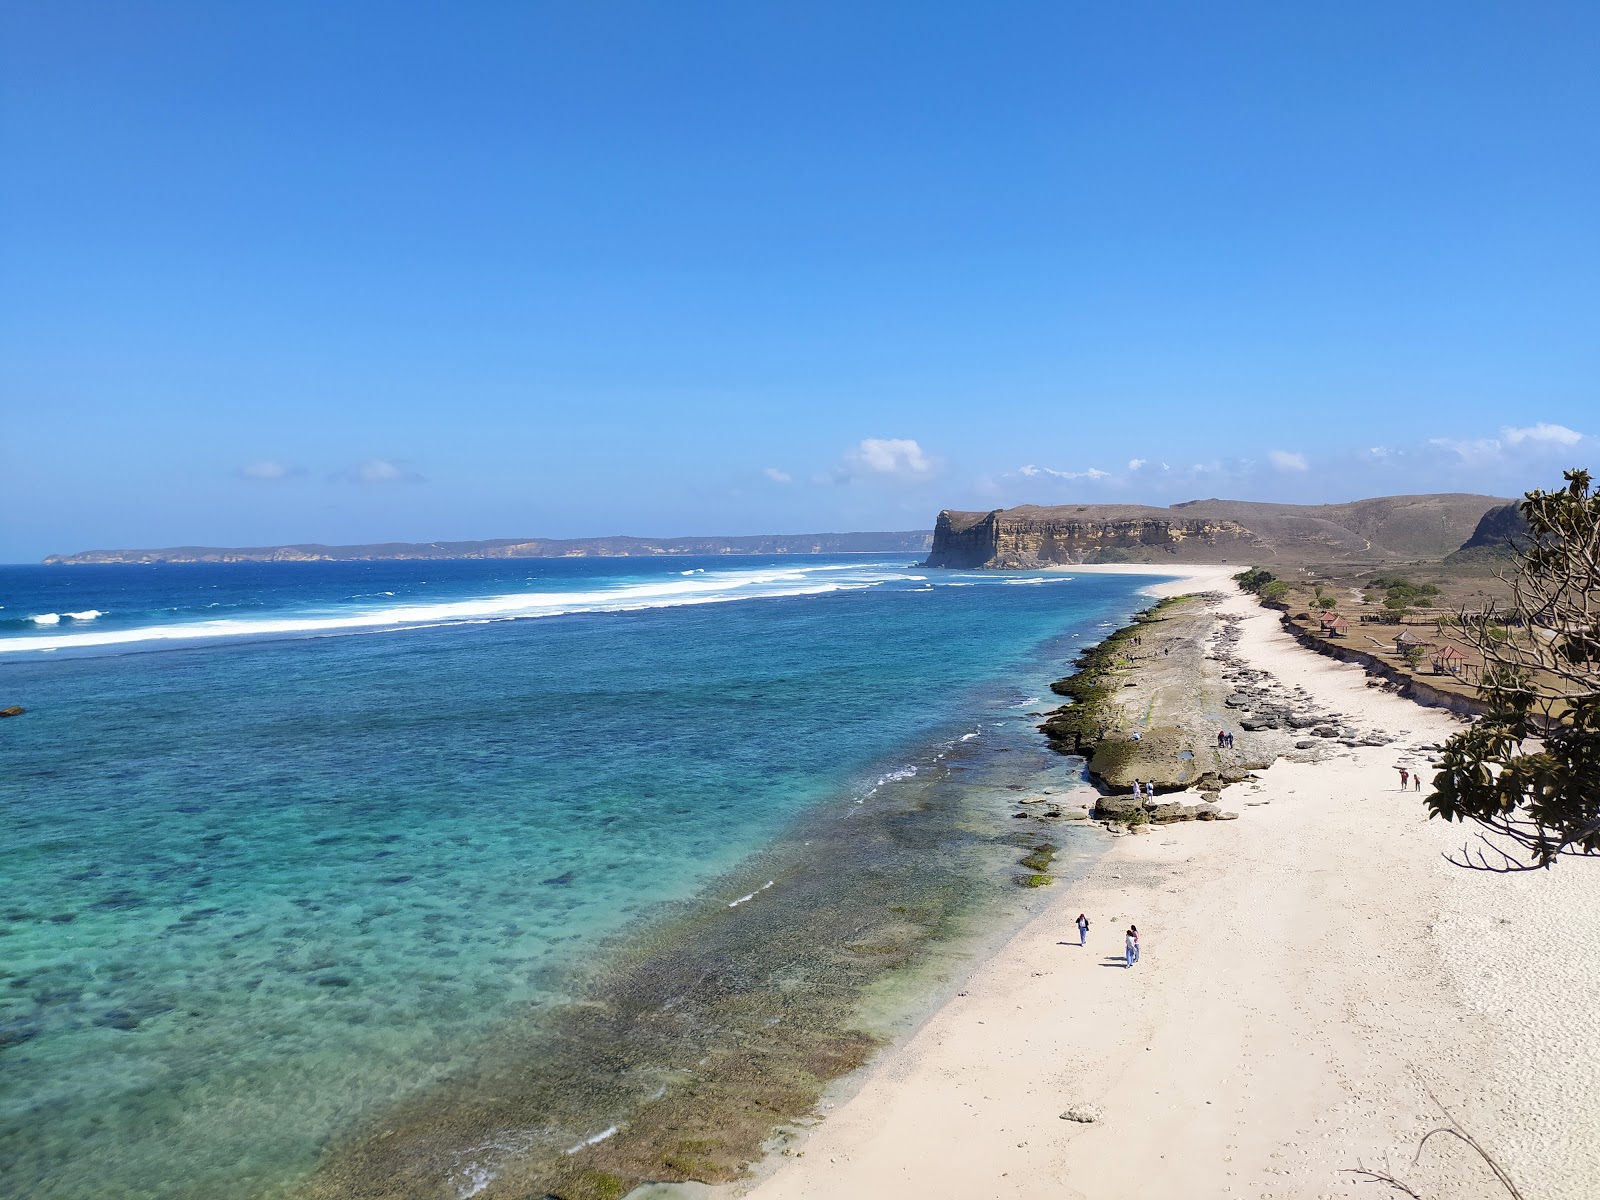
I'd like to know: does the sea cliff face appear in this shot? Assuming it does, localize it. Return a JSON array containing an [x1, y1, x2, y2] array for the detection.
[[925, 508, 1259, 569], [924, 492, 1513, 568]]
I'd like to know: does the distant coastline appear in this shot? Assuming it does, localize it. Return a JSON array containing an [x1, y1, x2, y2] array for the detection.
[[43, 530, 933, 565]]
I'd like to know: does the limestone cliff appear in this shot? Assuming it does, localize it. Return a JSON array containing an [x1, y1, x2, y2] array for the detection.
[[925, 506, 1260, 569], [925, 493, 1509, 569]]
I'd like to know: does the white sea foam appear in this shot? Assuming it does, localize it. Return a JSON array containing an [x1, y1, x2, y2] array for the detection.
[[959, 731, 980, 741], [728, 880, 776, 908], [0, 563, 913, 654], [563, 1125, 619, 1154], [64, 609, 104, 620]]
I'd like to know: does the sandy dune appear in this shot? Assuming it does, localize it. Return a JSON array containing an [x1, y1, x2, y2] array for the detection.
[[735, 576, 1599, 1200]]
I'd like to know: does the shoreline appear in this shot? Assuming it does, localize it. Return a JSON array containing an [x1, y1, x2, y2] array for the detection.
[[729, 573, 1600, 1200], [281, 577, 1159, 1200]]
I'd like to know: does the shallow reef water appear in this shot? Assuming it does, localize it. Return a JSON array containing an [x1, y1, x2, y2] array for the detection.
[[0, 556, 1153, 1199]]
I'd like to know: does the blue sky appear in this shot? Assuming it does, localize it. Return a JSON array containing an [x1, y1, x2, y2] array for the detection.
[[3, 3, 1596, 560]]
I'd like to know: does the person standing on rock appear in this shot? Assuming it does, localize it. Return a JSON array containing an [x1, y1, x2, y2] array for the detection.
[[1399, 767, 1410, 790], [1076, 912, 1089, 946]]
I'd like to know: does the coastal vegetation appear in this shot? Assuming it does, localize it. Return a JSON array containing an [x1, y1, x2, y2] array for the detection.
[[1429, 468, 1600, 871]]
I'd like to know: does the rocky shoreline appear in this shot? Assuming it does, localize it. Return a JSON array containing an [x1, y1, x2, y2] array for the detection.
[[1035, 593, 1408, 825]]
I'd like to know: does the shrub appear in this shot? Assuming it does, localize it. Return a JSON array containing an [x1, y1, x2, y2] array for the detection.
[[1233, 567, 1275, 593]]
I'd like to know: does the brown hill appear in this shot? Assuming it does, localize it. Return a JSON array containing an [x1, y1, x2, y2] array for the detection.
[[924, 494, 1509, 569]]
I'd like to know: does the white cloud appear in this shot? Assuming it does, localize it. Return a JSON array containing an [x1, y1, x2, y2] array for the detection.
[[763, 467, 792, 484], [1432, 420, 1588, 467], [831, 438, 938, 483], [1429, 436, 1505, 466], [1127, 458, 1146, 471], [1018, 464, 1110, 481], [1268, 449, 1308, 472], [237, 459, 304, 482], [335, 458, 425, 485], [1503, 422, 1583, 446]]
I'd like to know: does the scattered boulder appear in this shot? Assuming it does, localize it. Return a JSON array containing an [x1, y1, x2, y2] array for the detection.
[[0, 706, 23, 718], [1061, 1105, 1103, 1123]]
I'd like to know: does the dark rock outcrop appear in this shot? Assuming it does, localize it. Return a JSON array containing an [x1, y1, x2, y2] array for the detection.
[[1445, 501, 1532, 563]]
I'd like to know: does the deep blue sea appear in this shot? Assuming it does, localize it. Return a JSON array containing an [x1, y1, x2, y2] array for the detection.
[[0, 556, 1155, 1199]]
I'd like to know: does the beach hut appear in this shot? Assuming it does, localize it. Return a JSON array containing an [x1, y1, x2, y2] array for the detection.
[[1319, 613, 1350, 637], [1432, 645, 1466, 676], [1394, 630, 1431, 664]]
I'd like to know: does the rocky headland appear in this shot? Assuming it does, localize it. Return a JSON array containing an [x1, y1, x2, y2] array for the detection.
[[923, 493, 1509, 569], [1037, 592, 1403, 824]]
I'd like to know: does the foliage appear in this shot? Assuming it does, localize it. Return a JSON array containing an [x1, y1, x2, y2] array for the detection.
[[1257, 580, 1290, 602], [1370, 575, 1440, 612], [1428, 468, 1600, 870], [1314, 591, 1337, 612], [1400, 644, 1425, 669], [1233, 566, 1275, 593]]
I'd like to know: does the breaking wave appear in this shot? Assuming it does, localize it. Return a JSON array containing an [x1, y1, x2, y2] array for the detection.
[[0, 565, 906, 655]]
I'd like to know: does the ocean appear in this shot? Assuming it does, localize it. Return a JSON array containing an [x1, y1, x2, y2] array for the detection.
[[0, 556, 1156, 1199]]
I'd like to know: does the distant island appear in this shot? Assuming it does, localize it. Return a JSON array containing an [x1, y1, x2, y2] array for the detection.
[[923, 493, 1519, 568], [44, 530, 935, 565]]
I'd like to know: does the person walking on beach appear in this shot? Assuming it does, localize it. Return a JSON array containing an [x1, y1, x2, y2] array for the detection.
[[1130, 924, 1140, 963], [1399, 767, 1410, 790], [1124, 927, 1137, 968], [1076, 912, 1089, 946], [1414, 772, 1423, 792]]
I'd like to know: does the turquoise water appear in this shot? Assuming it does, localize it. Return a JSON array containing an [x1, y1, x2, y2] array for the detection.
[[0, 557, 1150, 1198]]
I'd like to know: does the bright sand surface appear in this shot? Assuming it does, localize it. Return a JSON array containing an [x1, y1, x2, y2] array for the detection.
[[734, 568, 1600, 1200]]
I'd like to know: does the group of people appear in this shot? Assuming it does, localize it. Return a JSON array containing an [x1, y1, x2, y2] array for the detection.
[[1074, 913, 1142, 967], [1130, 779, 1156, 800], [1216, 729, 1235, 749], [1397, 767, 1423, 791]]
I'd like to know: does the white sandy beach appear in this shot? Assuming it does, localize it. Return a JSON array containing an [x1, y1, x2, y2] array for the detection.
[[734, 569, 1600, 1200]]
